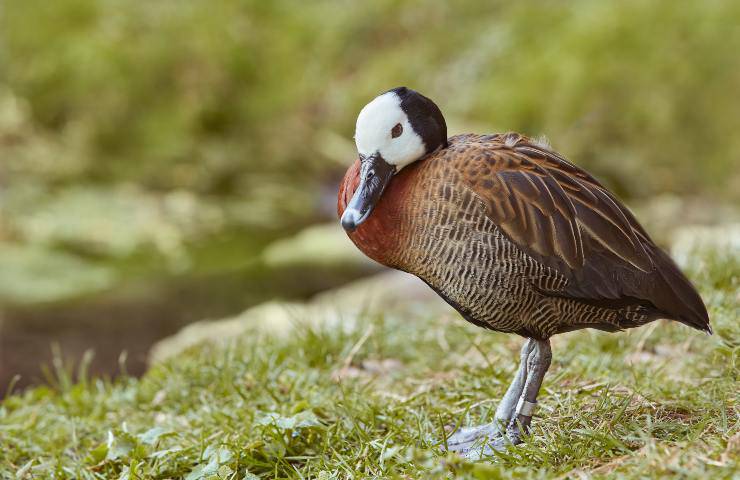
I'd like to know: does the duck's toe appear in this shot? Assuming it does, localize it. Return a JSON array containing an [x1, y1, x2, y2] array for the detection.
[[444, 422, 502, 453], [459, 435, 514, 461]]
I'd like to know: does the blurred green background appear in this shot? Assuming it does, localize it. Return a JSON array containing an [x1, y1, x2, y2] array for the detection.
[[1, 0, 739, 389]]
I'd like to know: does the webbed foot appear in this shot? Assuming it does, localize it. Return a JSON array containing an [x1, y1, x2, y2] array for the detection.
[[445, 422, 503, 453], [448, 429, 520, 460]]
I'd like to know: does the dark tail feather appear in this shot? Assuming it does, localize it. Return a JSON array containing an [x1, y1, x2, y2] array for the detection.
[[651, 247, 711, 334]]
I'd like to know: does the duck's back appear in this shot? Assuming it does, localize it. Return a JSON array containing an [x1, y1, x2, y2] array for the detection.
[[339, 133, 710, 339]]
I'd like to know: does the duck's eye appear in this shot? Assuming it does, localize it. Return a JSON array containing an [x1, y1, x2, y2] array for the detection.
[[391, 123, 403, 138]]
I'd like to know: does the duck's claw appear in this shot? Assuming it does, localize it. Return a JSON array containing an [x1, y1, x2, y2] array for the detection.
[[443, 422, 526, 461], [445, 422, 502, 452], [451, 434, 516, 461]]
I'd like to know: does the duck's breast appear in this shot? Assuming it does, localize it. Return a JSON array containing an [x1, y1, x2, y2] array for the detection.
[[337, 159, 419, 267]]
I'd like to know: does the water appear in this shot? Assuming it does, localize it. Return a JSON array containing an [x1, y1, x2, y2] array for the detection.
[[0, 231, 374, 396]]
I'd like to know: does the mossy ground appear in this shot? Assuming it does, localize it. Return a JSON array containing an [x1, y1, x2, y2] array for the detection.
[[1, 254, 737, 479]]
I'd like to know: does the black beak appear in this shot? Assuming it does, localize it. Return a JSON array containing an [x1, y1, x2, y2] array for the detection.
[[341, 153, 396, 232]]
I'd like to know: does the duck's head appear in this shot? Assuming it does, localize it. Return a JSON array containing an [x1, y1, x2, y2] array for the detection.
[[341, 87, 447, 232]]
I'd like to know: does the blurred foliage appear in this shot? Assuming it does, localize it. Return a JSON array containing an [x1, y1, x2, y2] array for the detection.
[[2, 0, 738, 194], [1, 0, 739, 304], [0, 243, 114, 304]]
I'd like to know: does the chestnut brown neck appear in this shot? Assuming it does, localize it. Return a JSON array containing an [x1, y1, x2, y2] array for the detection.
[[337, 159, 418, 267]]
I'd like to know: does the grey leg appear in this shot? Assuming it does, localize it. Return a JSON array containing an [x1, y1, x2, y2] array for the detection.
[[505, 338, 551, 444], [456, 339, 552, 460], [494, 339, 537, 428], [446, 340, 536, 451]]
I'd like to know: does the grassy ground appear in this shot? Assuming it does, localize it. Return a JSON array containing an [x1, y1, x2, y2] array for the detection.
[[1, 253, 737, 479]]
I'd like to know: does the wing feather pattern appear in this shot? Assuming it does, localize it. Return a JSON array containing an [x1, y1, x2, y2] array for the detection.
[[462, 135, 710, 332]]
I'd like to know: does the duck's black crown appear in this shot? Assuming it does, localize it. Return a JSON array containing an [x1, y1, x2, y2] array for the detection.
[[388, 87, 448, 154]]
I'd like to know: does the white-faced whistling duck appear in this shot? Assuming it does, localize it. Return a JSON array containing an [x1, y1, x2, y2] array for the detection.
[[337, 87, 711, 459]]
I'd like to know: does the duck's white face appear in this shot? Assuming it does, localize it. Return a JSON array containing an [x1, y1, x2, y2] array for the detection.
[[354, 91, 426, 170], [342, 87, 446, 232]]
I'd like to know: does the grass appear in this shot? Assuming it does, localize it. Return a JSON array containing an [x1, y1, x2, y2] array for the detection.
[[1, 254, 738, 479]]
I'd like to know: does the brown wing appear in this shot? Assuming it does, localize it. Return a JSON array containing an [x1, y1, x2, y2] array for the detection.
[[468, 139, 654, 273], [463, 134, 709, 331]]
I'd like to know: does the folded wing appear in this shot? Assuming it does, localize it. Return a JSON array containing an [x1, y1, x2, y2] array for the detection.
[[467, 135, 710, 332]]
